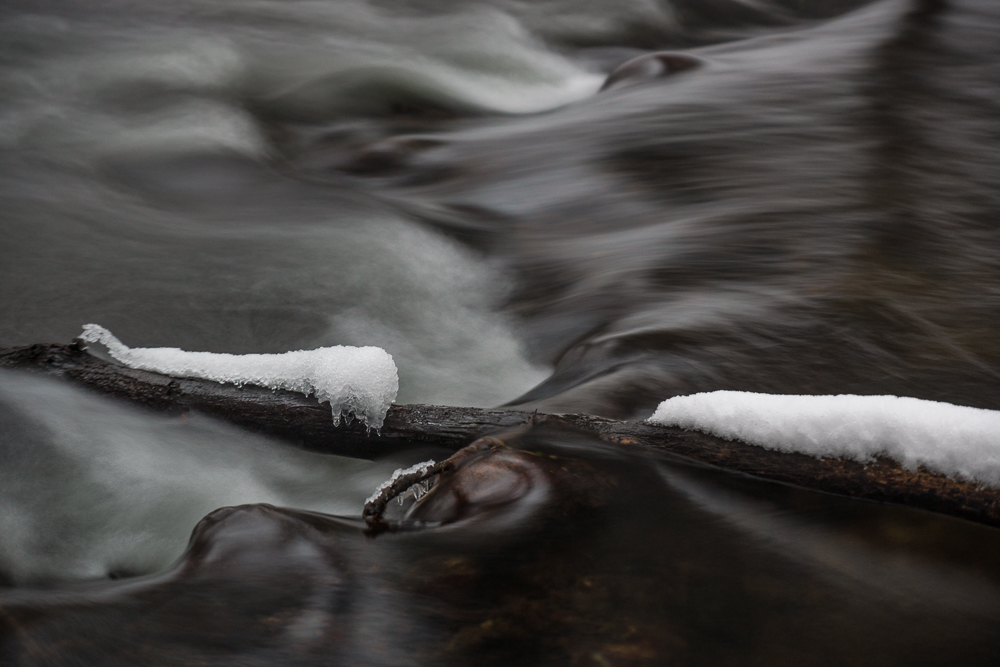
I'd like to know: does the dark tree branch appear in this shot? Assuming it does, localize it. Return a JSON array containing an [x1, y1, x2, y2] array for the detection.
[[2, 341, 998, 528]]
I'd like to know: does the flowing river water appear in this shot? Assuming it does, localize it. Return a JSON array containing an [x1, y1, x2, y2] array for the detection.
[[2, 0, 1000, 664]]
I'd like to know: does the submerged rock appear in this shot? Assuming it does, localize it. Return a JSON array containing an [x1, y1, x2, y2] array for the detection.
[[600, 52, 702, 91], [4, 420, 1000, 666]]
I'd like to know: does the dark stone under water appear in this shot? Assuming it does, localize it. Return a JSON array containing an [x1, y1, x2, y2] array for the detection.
[[4, 421, 1000, 666]]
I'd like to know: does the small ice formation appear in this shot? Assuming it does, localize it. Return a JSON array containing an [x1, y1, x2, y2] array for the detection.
[[648, 391, 1000, 487], [80, 324, 398, 429], [366, 459, 438, 505]]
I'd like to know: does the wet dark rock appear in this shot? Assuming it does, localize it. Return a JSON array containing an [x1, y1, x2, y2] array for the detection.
[[342, 137, 445, 176], [4, 421, 1000, 665], [600, 52, 703, 91]]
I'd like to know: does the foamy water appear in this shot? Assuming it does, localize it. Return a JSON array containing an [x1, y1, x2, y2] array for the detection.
[[0, 371, 401, 585]]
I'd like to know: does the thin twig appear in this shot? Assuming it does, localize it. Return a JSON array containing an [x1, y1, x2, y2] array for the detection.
[[362, 460, 454, 534]]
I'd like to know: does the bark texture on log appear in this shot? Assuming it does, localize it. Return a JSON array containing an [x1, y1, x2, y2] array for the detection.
[[2, 341, 998, 528]]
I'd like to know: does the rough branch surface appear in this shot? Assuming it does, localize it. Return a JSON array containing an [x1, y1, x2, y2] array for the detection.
[[2, 341, 998, 528]]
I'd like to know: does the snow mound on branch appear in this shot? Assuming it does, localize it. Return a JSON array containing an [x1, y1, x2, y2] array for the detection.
[[79, 324, 398, 429], [648, 391, 1000, 487]]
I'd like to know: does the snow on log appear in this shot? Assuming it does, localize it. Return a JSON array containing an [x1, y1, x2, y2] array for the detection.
[[650, 391, 1000, 488], [1, 341, 998, 528], [79, 324, 398, 429]]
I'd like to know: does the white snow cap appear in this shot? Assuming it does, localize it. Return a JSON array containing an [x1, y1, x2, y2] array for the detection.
[[648, 391, 1000, 488], [80, 324, 398, 429]]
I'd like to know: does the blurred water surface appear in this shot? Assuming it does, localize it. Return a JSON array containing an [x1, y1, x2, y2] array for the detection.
[[2, 0, 1000, 663]]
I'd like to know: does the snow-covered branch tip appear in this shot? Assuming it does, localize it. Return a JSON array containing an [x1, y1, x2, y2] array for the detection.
[[362, 459, 453, 533]]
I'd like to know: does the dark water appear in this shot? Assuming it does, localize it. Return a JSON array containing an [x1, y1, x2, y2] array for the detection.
[[2, 0, 1000, 663], [5, 420, 1000, 665]]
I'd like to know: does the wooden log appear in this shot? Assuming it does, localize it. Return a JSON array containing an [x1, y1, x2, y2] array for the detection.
[[1, 341, 998, 528]]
